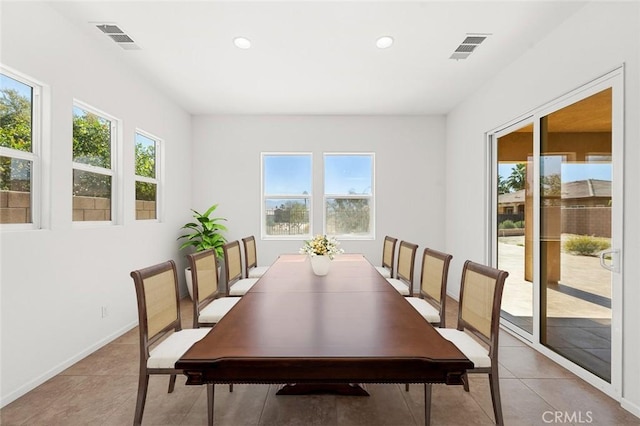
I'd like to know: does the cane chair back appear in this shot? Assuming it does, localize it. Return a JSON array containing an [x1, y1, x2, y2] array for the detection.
[[223, 240, 259, 296], [436, 260, 509, 425], [130, 260, 213, 425], [405, 248, 452, 328], [375, 236, 398, 278], [242, 235, 269, 278]]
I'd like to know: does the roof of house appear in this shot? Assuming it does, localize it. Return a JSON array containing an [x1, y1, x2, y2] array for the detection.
[[498, 179, 611, 204]]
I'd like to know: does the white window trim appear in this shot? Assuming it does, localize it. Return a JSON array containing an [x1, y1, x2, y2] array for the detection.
[[134, 129, 162, 222], [0, 66, 43, 231], [72, 100, 120, 226], [323, 152, 375, 240], [261, 152, 313, 241]]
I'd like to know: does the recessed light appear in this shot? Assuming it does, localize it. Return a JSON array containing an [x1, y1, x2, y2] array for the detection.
[[376, 36, 394, 49], [233, 37, 251, 49]]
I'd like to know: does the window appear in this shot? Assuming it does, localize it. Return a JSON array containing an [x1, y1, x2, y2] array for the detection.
[[324, 153, 374, 239], [262, 153, 312, 239], [135, 131, 160, 220], [72, 102, 117, 222], [0, 69, 41, 227]]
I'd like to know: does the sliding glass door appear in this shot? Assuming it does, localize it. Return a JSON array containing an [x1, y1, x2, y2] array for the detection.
[[539, 88, 614, 382], [491, 69, 623, 396]]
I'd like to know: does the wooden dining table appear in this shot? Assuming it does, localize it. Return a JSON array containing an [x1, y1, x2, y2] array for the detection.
[[176, 253, 473, 425]]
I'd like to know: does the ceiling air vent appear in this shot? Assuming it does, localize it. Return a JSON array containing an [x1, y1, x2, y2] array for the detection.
[[95, 23, 140, 50], [449, 34, 489, 60]]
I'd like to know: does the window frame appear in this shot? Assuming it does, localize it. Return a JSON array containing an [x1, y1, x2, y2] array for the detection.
[[261, 152, 313, 241], [0, 66, 43, 230], [71, 100, 119, 226], [323, 152, 375, 240], [134, 129, 162, 222]]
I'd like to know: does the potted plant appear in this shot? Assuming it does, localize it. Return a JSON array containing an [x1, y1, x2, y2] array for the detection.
[[177, 204, 228, 299]]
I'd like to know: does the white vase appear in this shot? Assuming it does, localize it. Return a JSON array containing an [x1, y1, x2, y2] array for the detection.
[[310, 255, 331, 276]]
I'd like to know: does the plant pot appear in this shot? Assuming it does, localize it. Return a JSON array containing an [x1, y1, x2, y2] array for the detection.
[[185, 267, 194, 300], [310, 255, 331, 276]]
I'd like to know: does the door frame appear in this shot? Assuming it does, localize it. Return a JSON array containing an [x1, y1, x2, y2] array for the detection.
[[487, 66, 624, 399]]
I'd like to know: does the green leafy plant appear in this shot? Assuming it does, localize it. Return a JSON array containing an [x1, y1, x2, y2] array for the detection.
[[177, 204, 228, 258], [498, 220, 516, 230], [563, 235, 610, 256]]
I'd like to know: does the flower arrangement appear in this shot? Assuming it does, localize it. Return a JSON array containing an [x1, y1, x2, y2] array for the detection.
[[299, 235, 344, 260]]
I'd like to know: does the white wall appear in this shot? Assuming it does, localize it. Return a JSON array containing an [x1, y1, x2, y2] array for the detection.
[[0, 3, 193, 406], [445, 1, 640, 415], [191, 115, 446, 273]]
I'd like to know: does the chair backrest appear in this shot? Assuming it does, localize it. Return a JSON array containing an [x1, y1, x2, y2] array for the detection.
[[242, 236, 258, 278], [419, 248, 453, 326], [396, 241, 418, 286], [223, 240, 243, 286], [130, 260, 182, 360], [381, 236, 398, 276], [187, 249, 223, 327], [457, 260, 509, 356]]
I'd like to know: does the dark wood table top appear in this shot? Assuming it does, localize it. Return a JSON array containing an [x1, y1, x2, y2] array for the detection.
[[176, 254, 472, 385]]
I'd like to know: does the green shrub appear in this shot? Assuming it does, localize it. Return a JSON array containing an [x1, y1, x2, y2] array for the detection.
[[514, 220, 525, 229], [563, 235, 610, 256], [499, 220, 516, 229]]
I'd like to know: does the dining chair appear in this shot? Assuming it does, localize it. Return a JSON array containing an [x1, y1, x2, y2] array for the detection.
[[386, 240, 418, 296], [374, 236, 397, 278], [187, 249, 240, 328], [223, 240, 260, 296], [130, 260, 213, 426], [436, 260, 509, 425], [405, 248, 452, 326], [242, 235, 269, 278]]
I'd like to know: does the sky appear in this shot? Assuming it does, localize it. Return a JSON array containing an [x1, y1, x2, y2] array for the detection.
[[499, 161, 611, 185], [263, 154, 372, 197], [0, 74, 31, 98]]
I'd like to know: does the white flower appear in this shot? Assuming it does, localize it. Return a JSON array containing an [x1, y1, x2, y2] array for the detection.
[[299, 235, 344, 260]]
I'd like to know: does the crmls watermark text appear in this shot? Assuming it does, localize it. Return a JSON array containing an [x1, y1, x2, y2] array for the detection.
[[542, 411, 593, 423]]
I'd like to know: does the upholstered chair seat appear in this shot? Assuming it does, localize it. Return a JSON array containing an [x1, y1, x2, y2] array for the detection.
[[147, 328, 211, 369], [375, 266, 392, 278], [406, 298, 441, 323], [229, 278, 259, 296], [247, 266, 270, 278], [386, 278, 411, 295], [197, 297, 241, 324]]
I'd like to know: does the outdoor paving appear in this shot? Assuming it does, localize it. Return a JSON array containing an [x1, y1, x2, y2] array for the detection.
[[497, 236, 612, 381]]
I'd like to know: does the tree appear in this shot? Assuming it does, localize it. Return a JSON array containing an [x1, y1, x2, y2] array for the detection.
[[506, 163, 526, 192], [497, 174, 510, 194], [135, 142, 156, 201], [0, 88, 31, 151], [326, 189, 370, 234], [0, 88, 32, 190]]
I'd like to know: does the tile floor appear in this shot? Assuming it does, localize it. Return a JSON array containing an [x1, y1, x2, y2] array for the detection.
[[1, 297, 638, 425]]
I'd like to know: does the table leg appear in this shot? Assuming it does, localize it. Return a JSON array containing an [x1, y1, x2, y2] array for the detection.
[[207, 383, 214, 426], [424, 383, 432, 426]]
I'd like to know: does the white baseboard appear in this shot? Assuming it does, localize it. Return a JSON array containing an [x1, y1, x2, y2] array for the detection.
[[0, 320, 137, 408], [621, 398, 640, 419]]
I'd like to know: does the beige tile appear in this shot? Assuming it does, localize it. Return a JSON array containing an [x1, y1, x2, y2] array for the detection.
[[522, 378, 640, 426], [498, 346, 575, 379], [60, 342, 138, 377], [19, 375, 137, 425], [467, 376, 556, 425], [0, 375, 88, 425], [259, 385, 338, 426], [180, 384, 269, 426], [403, 382, 493, 425], [336, 384, 414, 426]]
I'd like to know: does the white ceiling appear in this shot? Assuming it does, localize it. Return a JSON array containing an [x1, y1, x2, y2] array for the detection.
[[50, 1, 587, 115]]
